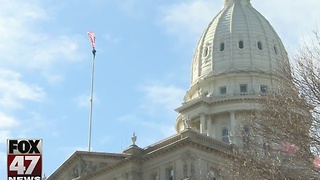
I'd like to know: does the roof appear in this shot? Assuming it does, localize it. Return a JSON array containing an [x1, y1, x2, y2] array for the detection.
[[48, 129, 235, 180], [191, 0, 288, 85], [47, 151, 127, 180]]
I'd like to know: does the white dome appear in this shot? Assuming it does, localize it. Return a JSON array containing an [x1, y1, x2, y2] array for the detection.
[[175, 1, 290, 138], [191, 0, 288, 85]]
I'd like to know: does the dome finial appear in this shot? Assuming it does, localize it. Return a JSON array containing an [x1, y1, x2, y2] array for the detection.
[[224, 0, 251, 7]]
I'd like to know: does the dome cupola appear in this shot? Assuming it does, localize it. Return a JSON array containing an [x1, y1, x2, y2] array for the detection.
[[191, 0, 288, 85], [175, 0, 289, 145]]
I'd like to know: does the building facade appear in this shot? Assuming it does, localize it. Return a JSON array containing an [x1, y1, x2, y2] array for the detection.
[[48, 0, 289, 179]]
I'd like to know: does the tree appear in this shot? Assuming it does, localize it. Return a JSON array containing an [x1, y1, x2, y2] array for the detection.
[[226, 33, 320, 180]]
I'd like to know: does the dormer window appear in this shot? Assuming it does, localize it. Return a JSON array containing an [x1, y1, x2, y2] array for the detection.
[[257, 41, 263, 50], [220, 42, 225, 51], [239, 40, 244, 49]]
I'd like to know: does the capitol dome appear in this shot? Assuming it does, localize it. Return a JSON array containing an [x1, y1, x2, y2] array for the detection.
[[175, 0, 289, 143], [191, 0, 288, 85]]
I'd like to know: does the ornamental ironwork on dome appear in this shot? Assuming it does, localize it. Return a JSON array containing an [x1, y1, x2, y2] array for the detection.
[[191, 0, 288, 85]]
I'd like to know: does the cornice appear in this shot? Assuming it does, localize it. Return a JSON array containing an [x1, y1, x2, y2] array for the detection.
[[74, 130, 237, 180], [77, 155, 141, 180], [47, 151, 127, 180], [189, 71, 282, 95], [142, 130, 236, 161], [176, 92, 261, 113]]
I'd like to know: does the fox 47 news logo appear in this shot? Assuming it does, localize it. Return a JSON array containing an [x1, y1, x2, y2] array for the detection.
[[7, 139, 42, 180]]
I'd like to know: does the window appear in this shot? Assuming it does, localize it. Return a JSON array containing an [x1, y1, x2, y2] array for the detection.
[[222, 127, 229, 143], [203, 46, 209, 57], [208, 166, 216, 180], [274, 45, 278, 54], [257, 41, 263, 50], [239, 40, 244, 49], [151, 174, 159, 180], [220, 42, 225, 51], [260, 85, 268, 93], [220, 86, 227, 94], [166, 167, 174, 180], [240, 84, 247, 93]]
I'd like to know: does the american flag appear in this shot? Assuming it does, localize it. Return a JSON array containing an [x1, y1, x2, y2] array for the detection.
[[87, 31, 95, 48]]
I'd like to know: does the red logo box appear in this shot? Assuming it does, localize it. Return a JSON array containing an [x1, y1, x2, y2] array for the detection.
[[7, 139, 42, 180]]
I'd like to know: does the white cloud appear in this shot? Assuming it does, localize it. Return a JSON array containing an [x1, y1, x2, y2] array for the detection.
[[57, 146, 89, 157], [76, 93, 99, 108], [102, 33, 121, 44], [118, 113, 176, 145], [44, 73, 65, 85], [98, 135, 112, 145], [116, 0, 146, 16], [159, 0, 319, 49], [0, 113, 19, 145], [0, 151, 6, 171], [0, 130, 12, 144], [118, 0, 140, 13], [140, 84, 185, 111], [159, 0, 218, 42], [0, 113, 20, 129], [159, 125, 176, 138], [0, 0, 88, 145], [118, 113, 141, 123], [76, 94, 90, 108], [253, 1, 319, 48], [0, 0, 84, 82], [0, 69, 45, 109]]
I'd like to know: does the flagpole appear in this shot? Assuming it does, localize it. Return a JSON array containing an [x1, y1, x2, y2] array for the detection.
[[88, 47, 96, 152]]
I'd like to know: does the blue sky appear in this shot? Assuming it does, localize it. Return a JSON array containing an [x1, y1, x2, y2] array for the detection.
[[0, 0, 319, 178]]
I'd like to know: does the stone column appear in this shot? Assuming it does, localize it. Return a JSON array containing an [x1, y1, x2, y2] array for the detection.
[[159, 166, 164, 180], [207, 115, 213, 137], [200, 113, 205, 134], [230, 111, 236, 144]]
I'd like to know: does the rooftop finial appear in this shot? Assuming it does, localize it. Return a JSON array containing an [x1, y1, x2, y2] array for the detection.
[[131, 132, 137, 145]]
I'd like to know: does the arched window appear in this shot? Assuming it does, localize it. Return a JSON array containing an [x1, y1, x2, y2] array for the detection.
[[222, 127, 229, 143], [151, 174, 159, 180], [220, 42, 225, 51], [239, 40, 244, 49], [166, 167, 174, 180], [257, 41, 263, 50], [203, 46, 209, 57]]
